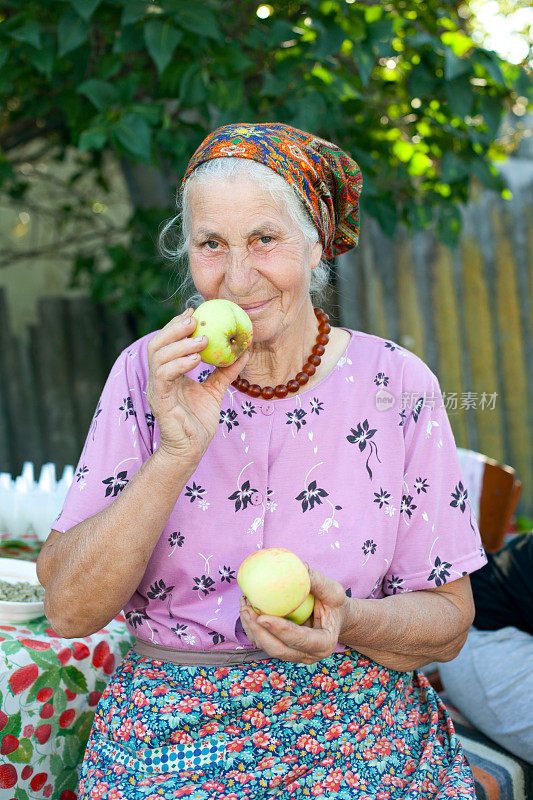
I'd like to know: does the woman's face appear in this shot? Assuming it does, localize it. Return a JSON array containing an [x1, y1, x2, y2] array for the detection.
[[187, 175, 322, 340]]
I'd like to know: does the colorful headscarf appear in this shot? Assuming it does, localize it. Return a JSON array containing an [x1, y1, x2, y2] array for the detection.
[[181, 123, 363, 259]]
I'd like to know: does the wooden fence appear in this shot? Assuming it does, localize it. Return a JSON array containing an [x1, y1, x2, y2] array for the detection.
[[0, 289, 138, 477]]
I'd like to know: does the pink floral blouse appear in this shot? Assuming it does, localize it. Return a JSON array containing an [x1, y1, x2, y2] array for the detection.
[[53, 327, 487, 651]]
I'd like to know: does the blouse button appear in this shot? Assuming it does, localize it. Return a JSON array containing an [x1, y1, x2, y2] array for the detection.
[[261, 404, 275, 415], [251, 492, 263, 506]]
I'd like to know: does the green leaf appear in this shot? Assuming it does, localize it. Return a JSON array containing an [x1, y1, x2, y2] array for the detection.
[[79, 128, 108, 151], [441, 151, 469, 183], [9, 737, 33, 764], [57, 10, 89, 57], [14, 789, 29, 800], [0, 51, 8, 72], [121, 2, 147, 26], [364, 6, 383, 22], [129, 103, 162, 126], [53, 686, 67, 715], [408, 151, 432, 176], [73, 710, 95, 746], [50, 753, 64, 776], [113, 112, 152, 162], [63, 732, 84, 767], [353, 45, 377, 87], [444, 76, 473, 119], [144, 20, 183, 75], [474, 51, 506, 87], [444, 48, 471, 81], [407, 202, 433, 231], [54, 768, 79, 796], [78, 79, 120, 111], [392, 139, 415, 163], [70, 0, 102, 21], [174, 5, 221, 41], [9, 22, 41, 49], [479, 94, 503, 137], [436, 204, 462, 248], [441, 30, 474, 58], [61, 665, 88, 694], [113, 24, 145, 54], [407, 65, 437, 98], [471, 158, 504, 192], [178, 63, 207, 104], [312, 19, 346, 59], [3, 710, 21, 738], [29, 648, 59, 669], [27, 668, 60, 704], [28, 36, 55, 79], [2, 640, 22, 655]]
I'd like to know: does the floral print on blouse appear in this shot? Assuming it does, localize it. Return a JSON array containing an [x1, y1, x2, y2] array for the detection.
[[53, 327, 487, 651]]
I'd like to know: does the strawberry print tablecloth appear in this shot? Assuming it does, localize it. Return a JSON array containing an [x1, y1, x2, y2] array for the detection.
[[0, 613, 134, 799]]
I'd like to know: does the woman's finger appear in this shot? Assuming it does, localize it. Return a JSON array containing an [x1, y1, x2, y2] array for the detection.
[[153, 335, 207, 368], [244, 617, 314, 663], [239, 601, 258, 647], [308, 568, 346, 607], [255, 614, 334, 657], [242, 606, 333, 662], [147, 308, 195, 356]]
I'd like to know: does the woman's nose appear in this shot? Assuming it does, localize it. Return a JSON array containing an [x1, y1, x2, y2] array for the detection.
[[225, 246, 258, 285]]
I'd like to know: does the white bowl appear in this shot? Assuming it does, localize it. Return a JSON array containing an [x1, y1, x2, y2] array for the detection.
[[0, 558, 45, 622]]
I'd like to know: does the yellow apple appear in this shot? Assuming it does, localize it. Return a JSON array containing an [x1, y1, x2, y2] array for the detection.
[[191, 299, 253, 367], [284, 592, 315, 625], [237, 547, 314, 622]]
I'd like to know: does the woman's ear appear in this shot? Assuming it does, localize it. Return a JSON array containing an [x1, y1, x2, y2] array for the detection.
[[310, 240, 323, 269]]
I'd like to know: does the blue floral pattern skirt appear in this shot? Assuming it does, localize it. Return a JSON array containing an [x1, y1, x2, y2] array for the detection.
[[78, 649, 475, 799]]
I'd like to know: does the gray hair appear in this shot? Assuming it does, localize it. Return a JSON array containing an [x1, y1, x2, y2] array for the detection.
[[159, 157, 332, 309]]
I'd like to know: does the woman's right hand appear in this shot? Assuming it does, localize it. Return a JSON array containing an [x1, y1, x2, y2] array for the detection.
[[146, 307, 251, 464]]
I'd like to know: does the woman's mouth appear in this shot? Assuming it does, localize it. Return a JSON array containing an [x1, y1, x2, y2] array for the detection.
[[240, 299, 272, 314]]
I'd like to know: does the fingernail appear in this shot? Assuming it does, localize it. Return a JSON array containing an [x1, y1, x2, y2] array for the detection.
[[260, 619, 271, 629]]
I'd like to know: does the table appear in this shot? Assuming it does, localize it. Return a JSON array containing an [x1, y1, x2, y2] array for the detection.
[[0, 535, 134, 799]]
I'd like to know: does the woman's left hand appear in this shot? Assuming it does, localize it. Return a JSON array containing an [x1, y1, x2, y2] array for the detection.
[[239, 568, 353, 664]]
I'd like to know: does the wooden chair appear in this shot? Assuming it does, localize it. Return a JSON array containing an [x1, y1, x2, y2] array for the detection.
[[477, 457, 522, 553]]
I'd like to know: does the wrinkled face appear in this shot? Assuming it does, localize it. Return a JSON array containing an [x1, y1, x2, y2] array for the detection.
[[187, 175, 322, 340]]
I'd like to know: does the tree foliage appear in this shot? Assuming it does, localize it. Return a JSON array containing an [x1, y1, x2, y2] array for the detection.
[[0, 0, 531, 333]]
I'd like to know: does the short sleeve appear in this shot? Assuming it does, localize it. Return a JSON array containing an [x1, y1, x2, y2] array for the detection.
[[52, 343, 154, 533], [383, 365, 487, 595]]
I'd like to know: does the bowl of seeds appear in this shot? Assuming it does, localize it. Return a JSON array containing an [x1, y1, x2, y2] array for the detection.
[[0, 558, 45, 622]]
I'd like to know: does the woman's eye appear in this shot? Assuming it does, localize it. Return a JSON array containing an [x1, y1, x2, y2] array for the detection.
[[260, 236, 273, 244], [205, 240, 218, 250]]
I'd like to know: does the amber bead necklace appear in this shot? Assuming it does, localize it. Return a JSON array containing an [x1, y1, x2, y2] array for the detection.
[[231, 307, 331, 400]]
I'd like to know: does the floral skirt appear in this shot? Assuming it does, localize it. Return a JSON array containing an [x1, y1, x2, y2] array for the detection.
[[78, 648, 475, 799]]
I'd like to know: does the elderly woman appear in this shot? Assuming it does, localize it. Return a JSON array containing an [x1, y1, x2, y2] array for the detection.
[[38, 123, 487, 799]]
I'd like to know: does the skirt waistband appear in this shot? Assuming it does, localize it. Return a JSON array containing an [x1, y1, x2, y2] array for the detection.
[[133, 637, 271, 666]]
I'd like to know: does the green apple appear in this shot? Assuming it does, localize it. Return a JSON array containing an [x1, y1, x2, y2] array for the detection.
[[191, 299, 253, 367], [284, 592, 315, 625], [237, 547, 313, 622]]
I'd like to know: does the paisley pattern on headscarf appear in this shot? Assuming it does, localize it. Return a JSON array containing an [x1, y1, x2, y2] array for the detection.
[[181, 123, 363, 259]]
